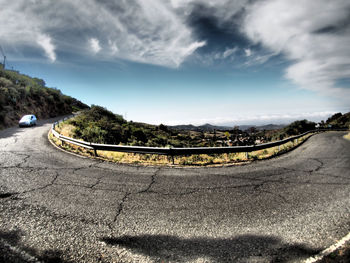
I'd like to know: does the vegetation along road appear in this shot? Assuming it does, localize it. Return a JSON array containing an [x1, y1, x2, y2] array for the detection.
[[0, 117, 349, 263]]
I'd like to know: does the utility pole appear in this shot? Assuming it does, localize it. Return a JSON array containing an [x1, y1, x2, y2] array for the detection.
[[0, 45, 6, 69]]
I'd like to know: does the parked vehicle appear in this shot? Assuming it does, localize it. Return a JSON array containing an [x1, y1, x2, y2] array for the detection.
[[19, 114, 37, 127]]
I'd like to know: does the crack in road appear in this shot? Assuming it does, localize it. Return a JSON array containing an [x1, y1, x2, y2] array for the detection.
[[109, 192, 132, 231], [20, 171, 60, 194], [0, 152, 31, 169], [54, 175, 112, 192], [1, 160, 346, 207], [138, 172, 158, 194], [309, 158, 324, 172], [108, 168, 161, 232], [141, 160, 347, 198], [89, 176, 104, 189], [0, 171, 61, 200], [255, 187, 289, 203], [270, 158, 324, 175]]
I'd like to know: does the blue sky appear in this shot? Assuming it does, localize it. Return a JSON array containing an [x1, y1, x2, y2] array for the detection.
[[1, 0, 349, 125]]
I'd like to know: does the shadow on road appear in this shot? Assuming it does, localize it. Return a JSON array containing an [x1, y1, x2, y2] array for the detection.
[[101, 234, 320, 262], [0, 229, 72, 263]]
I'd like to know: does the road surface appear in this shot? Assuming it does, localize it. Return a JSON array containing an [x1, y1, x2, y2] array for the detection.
[[0, 117, 349, 262]]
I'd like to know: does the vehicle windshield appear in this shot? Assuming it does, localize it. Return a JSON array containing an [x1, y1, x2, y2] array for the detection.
[[20, 115, 32, 121]]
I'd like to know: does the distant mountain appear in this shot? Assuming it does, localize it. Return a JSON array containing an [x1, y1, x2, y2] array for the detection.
[[170, 124, 198, 131], [255, 124, 286, 130], [169, 123, 286, 132], [198, 123, 233, 131], [170, 123, 232, 132]]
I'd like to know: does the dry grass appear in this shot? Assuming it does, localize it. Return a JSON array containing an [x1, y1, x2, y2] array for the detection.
[[50, 122, 312, 166], [58, 123, 75, 137], [344, 132, 350, 141]]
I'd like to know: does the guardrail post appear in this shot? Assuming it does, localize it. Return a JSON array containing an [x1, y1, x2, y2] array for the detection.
[[169, 148, 174, 165], [93, 146, 98, 157], [245, 152, 248, 160]]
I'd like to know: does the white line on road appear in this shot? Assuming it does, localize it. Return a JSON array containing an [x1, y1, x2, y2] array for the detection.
[[304, 232, 350, 263]]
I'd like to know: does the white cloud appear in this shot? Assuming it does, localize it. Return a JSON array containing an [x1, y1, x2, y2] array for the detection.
[[243, 0, 350, 97], [195, 47, 238, 65], [163, 111, 339, 126], [36, 34, 56, 62], [0, 0, 207, 67], [89, 38, 101, 54], [244, 48, 251, 57], [108, 40, 119, 54], [1, 0, 349, 100], [223, 47, 238, 59]]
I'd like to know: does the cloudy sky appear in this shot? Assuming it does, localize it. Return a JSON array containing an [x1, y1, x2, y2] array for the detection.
[[1, 0, 349, 125]]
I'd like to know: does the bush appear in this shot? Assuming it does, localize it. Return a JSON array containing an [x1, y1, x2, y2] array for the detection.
[[81, 126, 107, 143], [326, 112, 350, 128], [284, 120, 315, 136]]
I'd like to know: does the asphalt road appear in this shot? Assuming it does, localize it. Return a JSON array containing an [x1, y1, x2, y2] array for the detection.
[[0, 117, 349, 263]]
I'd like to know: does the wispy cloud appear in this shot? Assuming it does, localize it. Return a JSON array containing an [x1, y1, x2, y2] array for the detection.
[[36, 34, 56, 62], [171, 0, 350, 98], [0, 0, 349, 100], [243, 0, 350, 97], [0, 0, 205, 67]]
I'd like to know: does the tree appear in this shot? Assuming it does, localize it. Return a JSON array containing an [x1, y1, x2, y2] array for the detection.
[[159, 124, 168, 132], [326, 113, 342, 124], [284, 120, 315, 136], [133, 128, 148, 143], [33, 78, 46, 87]]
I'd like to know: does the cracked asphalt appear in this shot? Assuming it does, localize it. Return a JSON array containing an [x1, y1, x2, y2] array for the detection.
[[0, 117, 350, 263]]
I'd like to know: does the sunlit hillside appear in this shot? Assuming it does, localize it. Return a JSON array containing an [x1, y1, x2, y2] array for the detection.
[[0, 67, 88, 129]]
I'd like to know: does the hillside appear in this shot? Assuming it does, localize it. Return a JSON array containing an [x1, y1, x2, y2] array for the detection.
[[325, 112, 350, 128], [62, 106, 350, 149], [64, 106, 242, 148], [0, 68, 89, 129]]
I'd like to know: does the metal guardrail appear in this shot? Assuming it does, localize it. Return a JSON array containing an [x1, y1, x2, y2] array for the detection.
[[51, 117, 348, 161]]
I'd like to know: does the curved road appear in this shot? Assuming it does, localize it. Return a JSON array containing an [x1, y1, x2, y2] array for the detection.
[[0, 117, 349, 263]]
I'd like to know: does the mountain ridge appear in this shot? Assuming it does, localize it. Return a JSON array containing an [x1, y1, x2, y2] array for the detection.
[[169, 123, 286, 131]]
